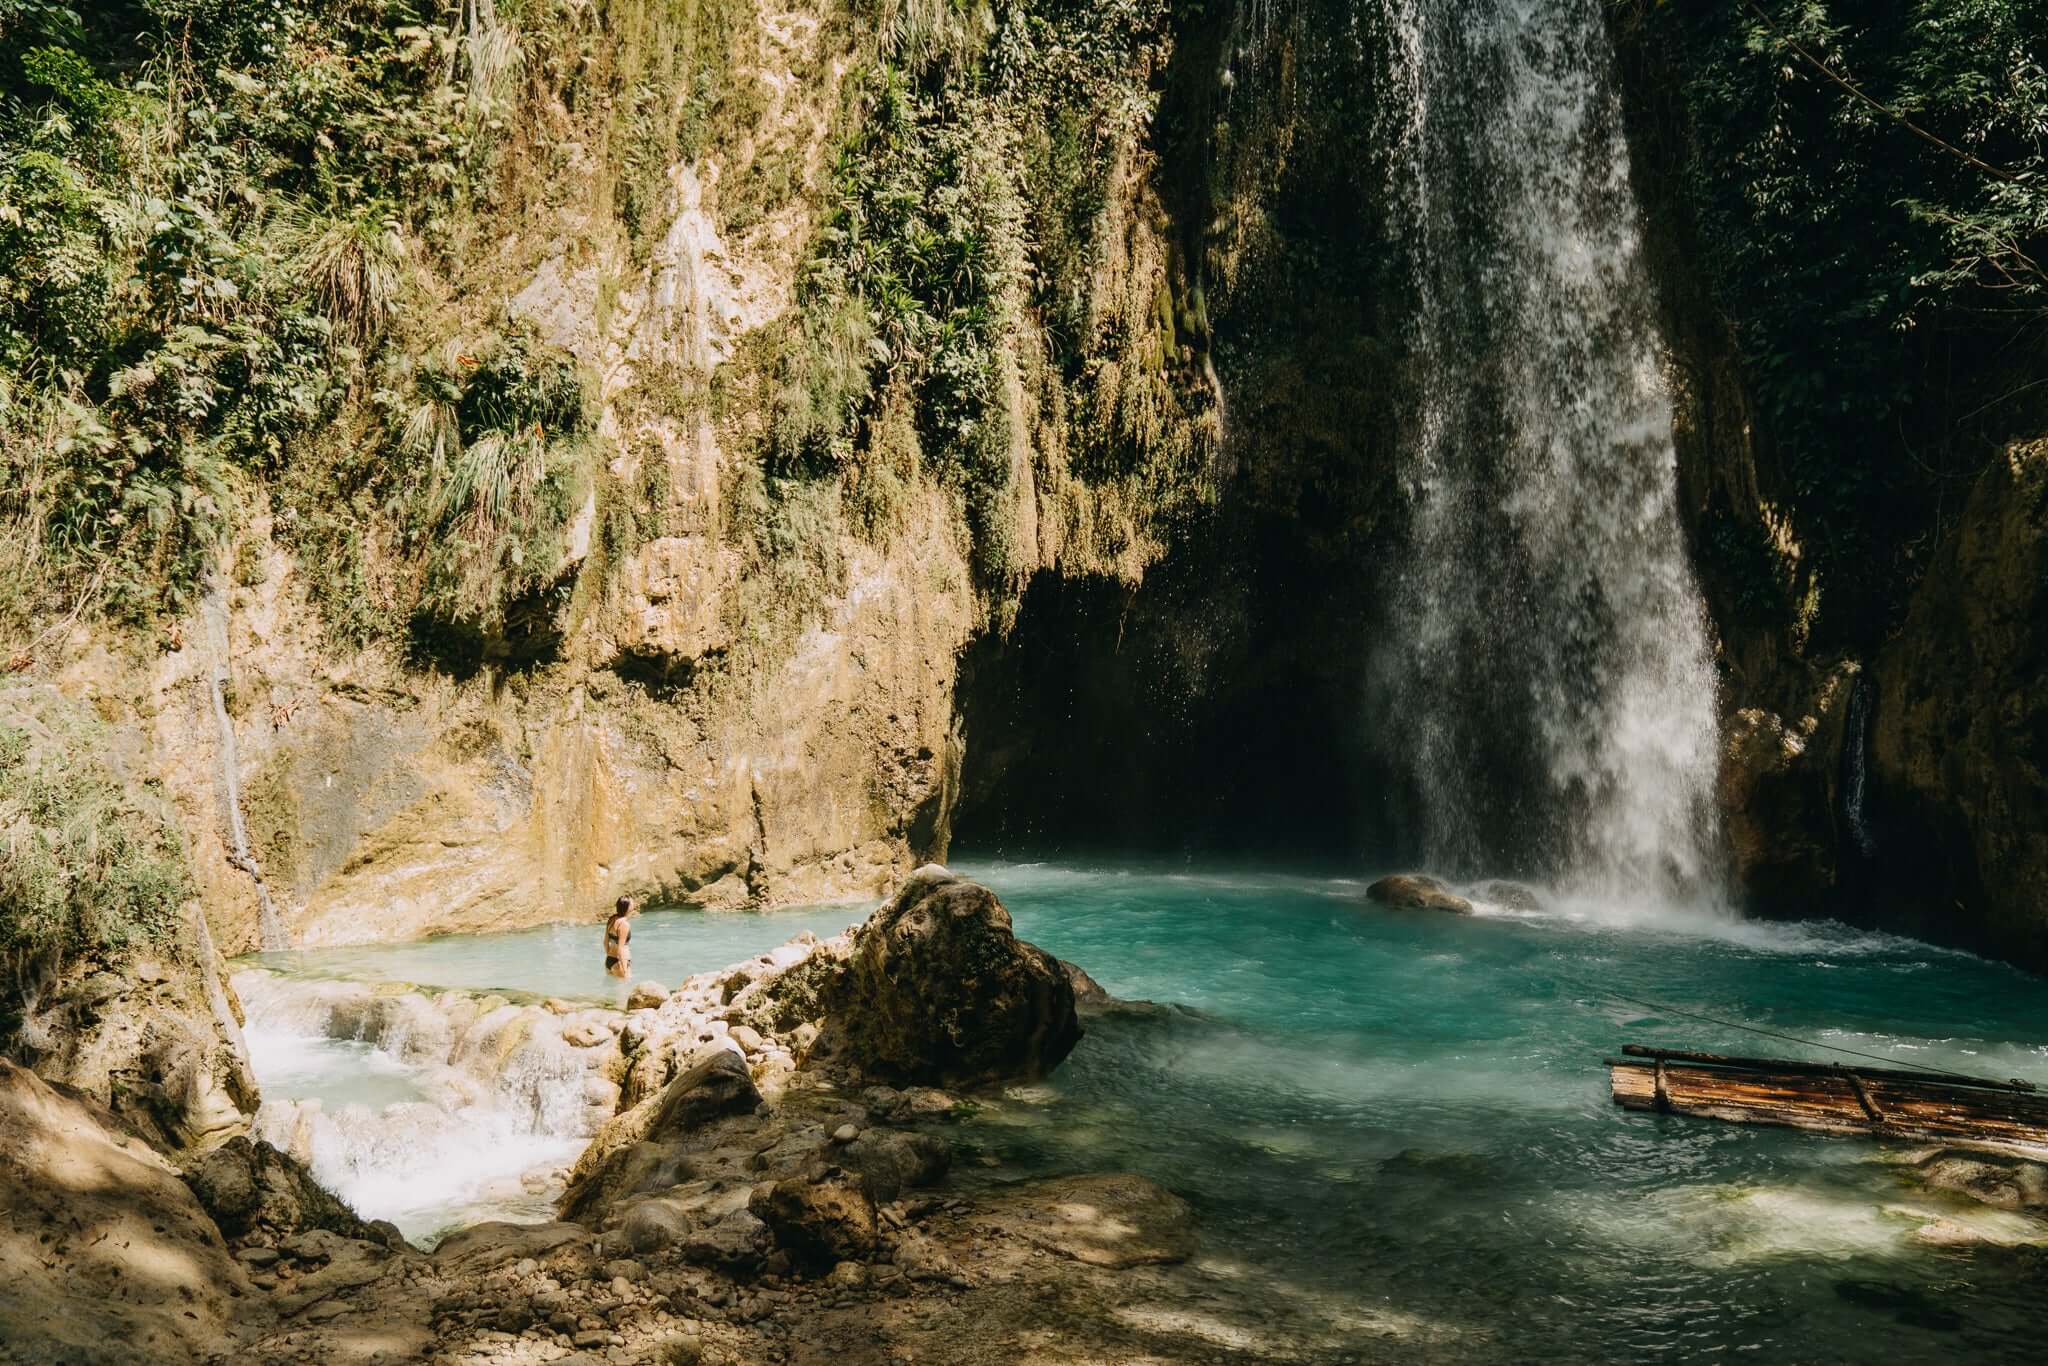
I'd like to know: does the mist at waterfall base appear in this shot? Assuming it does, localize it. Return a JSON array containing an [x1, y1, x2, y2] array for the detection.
[[243, 863, 2048, 1359]]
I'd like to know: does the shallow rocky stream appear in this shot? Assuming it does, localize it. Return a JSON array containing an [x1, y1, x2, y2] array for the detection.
[[235, 862, 2048, 1362]]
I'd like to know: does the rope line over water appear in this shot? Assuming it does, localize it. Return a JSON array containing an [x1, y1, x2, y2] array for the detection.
[[1577, 984, 2034, 1089]]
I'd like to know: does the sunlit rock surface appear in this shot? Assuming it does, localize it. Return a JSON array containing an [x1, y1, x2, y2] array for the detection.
[[0, 1059, 245, 1363]]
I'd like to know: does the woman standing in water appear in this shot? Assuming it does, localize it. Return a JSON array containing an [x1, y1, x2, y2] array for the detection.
[[604, 896, 635, 978]]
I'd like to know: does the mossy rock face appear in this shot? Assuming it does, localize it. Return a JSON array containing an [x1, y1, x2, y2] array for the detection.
[[818, 867, 1082, 1088], [1872, 440, 2048, 969]]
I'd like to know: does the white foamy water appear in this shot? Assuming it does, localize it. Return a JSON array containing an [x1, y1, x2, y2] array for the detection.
[[235, 972, 602, 1243], [1370, 0, 1724, 907]]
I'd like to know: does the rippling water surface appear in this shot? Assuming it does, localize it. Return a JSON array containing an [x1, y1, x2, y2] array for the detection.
[[244, 862, 2048, 1359]]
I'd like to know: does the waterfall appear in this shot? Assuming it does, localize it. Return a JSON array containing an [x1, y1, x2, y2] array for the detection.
[[1370, 0, 1723, 903], [1841, 674, 1877, 859], [202, 576, 288, 950]]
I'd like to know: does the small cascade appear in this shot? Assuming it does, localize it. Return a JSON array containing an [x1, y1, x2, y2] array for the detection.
[[235, 972, 611, 1240], [1841, 674, 1878, 859], [201, 577, 287, 950], [1368, 0, 1724, 905]]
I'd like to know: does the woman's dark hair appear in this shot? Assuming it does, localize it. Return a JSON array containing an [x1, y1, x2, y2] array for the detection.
[[614, 895, 632, 915]]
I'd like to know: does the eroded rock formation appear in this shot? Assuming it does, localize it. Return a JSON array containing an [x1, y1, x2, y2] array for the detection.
[[9, 918, 259, 1156]]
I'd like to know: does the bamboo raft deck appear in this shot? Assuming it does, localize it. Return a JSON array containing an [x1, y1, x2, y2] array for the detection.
[[1606, 1045, 2048, 1160]]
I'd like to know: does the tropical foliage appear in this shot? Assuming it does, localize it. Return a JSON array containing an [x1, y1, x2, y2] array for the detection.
[[1650, 0, 2048, 643]]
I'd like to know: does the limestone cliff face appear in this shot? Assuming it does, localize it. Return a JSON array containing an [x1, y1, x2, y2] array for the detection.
[[1871, 442, 2048, 968], [27, 0, 1204, 952]]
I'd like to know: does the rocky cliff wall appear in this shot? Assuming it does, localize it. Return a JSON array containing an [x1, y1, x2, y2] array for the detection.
[[1610, 4, 2048, 967], [952, 0, 1408, 860], [12, 0, 1215, 953], [1872, 441, 2048, 966], [9, 0, 2042, 971]]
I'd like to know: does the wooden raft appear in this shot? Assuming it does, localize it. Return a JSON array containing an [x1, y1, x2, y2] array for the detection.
[[1606, 1044, 2048, 1160]]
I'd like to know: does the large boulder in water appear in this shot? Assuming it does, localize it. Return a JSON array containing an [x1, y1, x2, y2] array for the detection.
[[1365, 874, 1473, 914], [813, 866, 1082, 1087]]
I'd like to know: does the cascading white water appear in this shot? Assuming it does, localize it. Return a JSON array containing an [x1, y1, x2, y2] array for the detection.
[[235, 972, 603, 1241], [1371, 0, 1723, 905]]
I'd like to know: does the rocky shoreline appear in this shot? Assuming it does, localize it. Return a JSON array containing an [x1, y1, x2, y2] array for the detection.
[[7, 868, 2047, 1366], [0, 869, 1364, 1364]]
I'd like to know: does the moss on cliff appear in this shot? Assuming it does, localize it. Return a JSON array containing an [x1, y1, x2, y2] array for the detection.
[[0, 689, 191, 971], [1, 0, 1223, 694], [0, 686, 199, 1057]]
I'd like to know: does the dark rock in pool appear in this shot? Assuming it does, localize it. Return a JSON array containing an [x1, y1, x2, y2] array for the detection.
[[1364, 874, 1474, 914], [1379, 1148, 1493, 1183], [1474, 879, 1546, 912], [1833, 1278, 1964, 1332], [815, 866, 1083, 1087]]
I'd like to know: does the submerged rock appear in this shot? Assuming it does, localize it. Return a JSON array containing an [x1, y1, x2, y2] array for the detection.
[[1365, 874, 1474, 914], [1910, 1149, 2048, 1213], [1379, 1147, 1494, 1183], [974, 1172, 1197, 1268], [804, 866, 1083, 1087]]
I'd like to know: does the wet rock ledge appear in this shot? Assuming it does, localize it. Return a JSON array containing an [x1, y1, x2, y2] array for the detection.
[[3, 868, 1346, 1365]]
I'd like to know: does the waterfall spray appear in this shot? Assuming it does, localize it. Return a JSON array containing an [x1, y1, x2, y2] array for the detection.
[[1371, 0, 1723, 905]]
